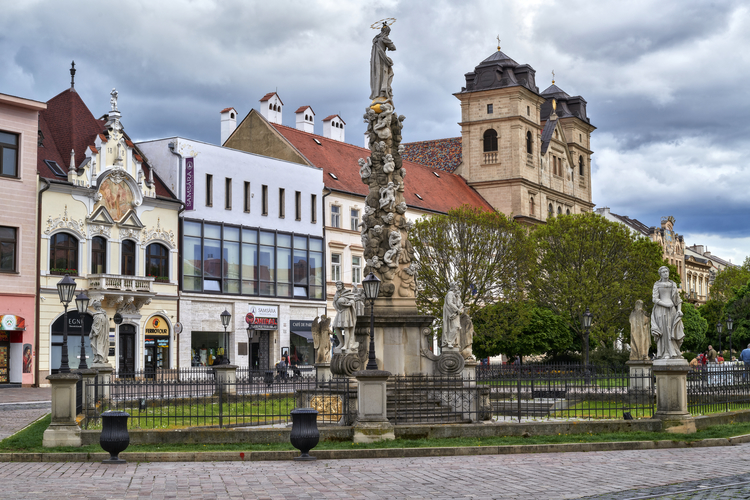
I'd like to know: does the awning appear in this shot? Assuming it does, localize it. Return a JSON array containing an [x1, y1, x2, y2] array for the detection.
[[291, 330, 314, 344]]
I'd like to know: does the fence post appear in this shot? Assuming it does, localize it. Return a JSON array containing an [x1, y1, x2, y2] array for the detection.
[[213, 364, 238, 396], [352, 369, 394, 443], [43, 372, 82, 447], [517, 365, 521, 423], [653, 358, 695, 433]]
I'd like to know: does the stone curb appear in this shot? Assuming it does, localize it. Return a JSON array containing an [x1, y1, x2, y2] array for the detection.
[[0, 402, 51, 411], [0, 436, 747, 462]]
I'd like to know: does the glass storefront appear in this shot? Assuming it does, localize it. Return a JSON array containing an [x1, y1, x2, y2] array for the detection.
[[50, 311, 93, 373], [290, 320, 314, 366], [190, 331, 226, 366]]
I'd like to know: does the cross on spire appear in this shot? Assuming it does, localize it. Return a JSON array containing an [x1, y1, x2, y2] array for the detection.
[[70, 61, 76, 89], [496, 35, 501, 51], [552, 70, 555, 84]]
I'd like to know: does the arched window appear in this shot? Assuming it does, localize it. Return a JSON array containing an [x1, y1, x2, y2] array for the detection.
[[566, 209, 570, 215], [121, 240, 136, 276], [91, 236, 107, 274], [548, 203, 553, 217], [50, 233, 78, 273], [526, 131, 533, 154], [529, 196, 535, 216], [557, 206, 562, 215], [579, 156, 584, 176], [483, 129, 498, 152], [146, 243, 169, 279]]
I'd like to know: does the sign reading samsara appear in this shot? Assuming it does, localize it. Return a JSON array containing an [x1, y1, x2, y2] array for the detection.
[[246, 304, 278, 330], [145, 315, 169, 336]]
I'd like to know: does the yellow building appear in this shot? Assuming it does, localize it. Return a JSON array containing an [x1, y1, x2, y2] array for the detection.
[[36, 73, 181, 381]]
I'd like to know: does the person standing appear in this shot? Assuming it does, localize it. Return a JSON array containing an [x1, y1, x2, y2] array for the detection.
[[707, 345, 717, 363], [741, 344, 750, 366]]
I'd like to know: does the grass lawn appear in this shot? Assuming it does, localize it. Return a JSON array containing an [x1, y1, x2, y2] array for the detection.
[[5, 413, 750, 455]]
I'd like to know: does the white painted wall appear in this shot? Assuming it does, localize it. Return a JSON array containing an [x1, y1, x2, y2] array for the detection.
[[295, 107, 315, 134], [323, 116, 345, 142], [260, 94, 283, 125]]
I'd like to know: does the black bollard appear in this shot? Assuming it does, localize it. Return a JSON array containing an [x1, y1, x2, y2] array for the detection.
[[100, 410, 130, 464], [290, 408, 319, 461]]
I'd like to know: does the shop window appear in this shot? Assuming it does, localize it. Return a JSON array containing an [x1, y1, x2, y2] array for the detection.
[[331, 205, 340, 228], [49, 233, 78, 274], [351, 208, 360, 231], [0, 226, 17, 273], [146, 243, 169, 280], [90, 236, 106, 274], [121, 240, 136, 276], [0, 131, 18, 178], [483, 129, 498, 152], [331, 254, 341, 281]]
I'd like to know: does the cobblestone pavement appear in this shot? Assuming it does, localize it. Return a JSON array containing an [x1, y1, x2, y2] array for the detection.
[[0, 408, 48, 441], [0, 387, 51, 404], [582, 473, 750, 499], [2, 444, 750, 499]]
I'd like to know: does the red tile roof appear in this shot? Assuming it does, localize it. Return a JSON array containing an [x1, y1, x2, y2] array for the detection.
[[322, 114, 346, 124], [402, 137, 463, 173], [260, 92, 283, 104], [37, 88, 177, 200], [270, 124, 493, 214], [220, 107, 237, 114], [295, 106, 314, 115]]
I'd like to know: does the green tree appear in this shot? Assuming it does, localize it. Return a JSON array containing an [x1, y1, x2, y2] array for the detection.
[[409, 205, 532, 327], [472, 301, 574, 360], [682, 302, 708, 353], [724, 281, 750, 354], [530, 212, 665, 351], [698, 299, 726, 350], [710, 257, 750, 302]]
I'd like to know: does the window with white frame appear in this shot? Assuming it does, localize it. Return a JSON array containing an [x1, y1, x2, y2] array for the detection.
[[352, 255, 362, 284], [330, 205, 340, 228], [331, 253, 341, 281], [350, 208, 360, 231]]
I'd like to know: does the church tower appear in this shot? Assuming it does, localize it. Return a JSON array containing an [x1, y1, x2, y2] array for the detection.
[[454, 44, 595, 223]]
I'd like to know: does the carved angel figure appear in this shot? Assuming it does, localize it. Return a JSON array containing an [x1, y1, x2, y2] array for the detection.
[[358, 157, 372, 179], [383, 154, 395, 175], [312, 315, 332, 364], [396, 202, 407, 214], [383, 231, 402, 268], [379, 182, 396, 211]]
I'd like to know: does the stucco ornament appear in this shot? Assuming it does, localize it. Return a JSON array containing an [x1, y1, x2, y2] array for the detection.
[[45, 205, 85, 237], [120, 228, 142, 243], [629, 300, 651, 361], [442, 282, 464, 348], [143, 218, 175, 247], [88, 225, 111, 238], [332, 281, 359, 354], [89, 300, 109, 364], [651, 266, 684, 359]]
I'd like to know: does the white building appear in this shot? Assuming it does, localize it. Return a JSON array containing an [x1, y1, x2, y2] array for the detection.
[[138, 137, 325, 370]]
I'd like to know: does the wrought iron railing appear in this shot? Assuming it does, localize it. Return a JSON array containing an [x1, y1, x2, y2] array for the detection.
[[688, 362, 750, 415]]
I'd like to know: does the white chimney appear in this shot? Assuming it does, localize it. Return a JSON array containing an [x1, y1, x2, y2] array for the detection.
[[259, 92, 283, 125], [322, 114, 345, 142], [295, 106, 315, 133], [220, 107, 237, 145]]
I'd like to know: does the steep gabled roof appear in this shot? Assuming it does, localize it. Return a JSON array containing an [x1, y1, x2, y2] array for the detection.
[[260, 92, 283, 104], [270, 124, 493, 214], [322, 114, 345, 124], [609, 212, 650, 236], [401, 137, 462, 173], [295, 106, 315, 115]]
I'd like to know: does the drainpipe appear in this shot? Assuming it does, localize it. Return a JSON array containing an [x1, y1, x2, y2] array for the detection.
[[169, 141, 184, 370], [321, 186, 332, 317], [35, 176, 51, 386]]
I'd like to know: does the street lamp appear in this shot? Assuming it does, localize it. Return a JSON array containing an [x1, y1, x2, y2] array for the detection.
[[220, 309, 232, 365], [246, 324, 256, 370], [582, 306, 593, 367], [56, 274, 77, 373], [727, 316, 734, 361], [717, 321, 723, 356], [75, 291, 89, 370], [362, 272, 381, 370]]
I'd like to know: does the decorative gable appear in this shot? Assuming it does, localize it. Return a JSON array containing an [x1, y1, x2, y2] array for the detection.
[[118, 209, 144, 230], [87, 205, 115, 225]]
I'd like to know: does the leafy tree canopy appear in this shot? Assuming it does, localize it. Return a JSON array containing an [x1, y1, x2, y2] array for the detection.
[[682, 302, 708, 353], [710, 257, 750, 302], [724, 280, 750, 353], [529, 212, 665, 348], [409, 205, 532, 327], [698, 299, 726, 350]]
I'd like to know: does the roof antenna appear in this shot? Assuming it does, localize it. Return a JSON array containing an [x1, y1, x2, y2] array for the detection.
[[496, 35, 501, 51], [70, 61, 76, 90]]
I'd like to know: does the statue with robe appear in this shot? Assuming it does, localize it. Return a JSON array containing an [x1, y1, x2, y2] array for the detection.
[[629, 300, 650, 360], [312, 315, 331, 364], [442, 282, 463, 348], [332, 281, 359, 353], [651, 266, 684, 359], [369, 23, 396, 100], [89, 300, 109, 364]]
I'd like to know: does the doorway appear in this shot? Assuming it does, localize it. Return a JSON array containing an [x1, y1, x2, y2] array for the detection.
[[251, 342, 259, 370], [118, 324, 136, 377]]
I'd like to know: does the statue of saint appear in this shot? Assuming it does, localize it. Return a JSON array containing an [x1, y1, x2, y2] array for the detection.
[[651, 266, 684, 359], [370, 23, 396, 100], [110, 88, 119, 112], [459, 313, 475, 360], [442, 282, 464, 348], [629, 300, 650, 360], [89, 300, 109, 364], [332, 281, 359, 353], [312, 315, 331, 364]]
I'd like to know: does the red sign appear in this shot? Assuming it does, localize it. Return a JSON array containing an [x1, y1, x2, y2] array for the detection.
[[245, 313, 277, 330]]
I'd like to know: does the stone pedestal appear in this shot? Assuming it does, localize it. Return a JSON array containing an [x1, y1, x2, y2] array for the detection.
[[75, 368, 99, 412], [653, 358, 695, 433], [315, 362, 331, 382], [626, 360, 653, 391], [352, 370, 394, 443], [212, 364, 238, 395], [92, 363, 114, 400], [355, 311, 434, 376], [43, 372, 82, 447]]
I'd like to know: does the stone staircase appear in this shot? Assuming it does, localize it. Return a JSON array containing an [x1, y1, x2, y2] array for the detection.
[[386, 379, 474, 424]]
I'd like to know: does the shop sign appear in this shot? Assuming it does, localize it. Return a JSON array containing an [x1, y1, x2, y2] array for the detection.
[[145, 316, 170, 336], [290, 320, 312, 331], [0, 315, 25, 331], [185, 157, 194, 210], [246, 304, 278, 330], [0, 332, 8, 342], [51, 311, 93, 335]]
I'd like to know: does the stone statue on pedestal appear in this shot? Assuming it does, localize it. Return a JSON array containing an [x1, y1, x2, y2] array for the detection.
[[442, 282, 463, 348], [459, 313, 475, 360], [89, 300, 109, 364], [651, 266, 684, 359], [629, 300, 650, 360], [332, 281, 359, 353], [312, 315, 331, 364], [370, 22, 396, 100]]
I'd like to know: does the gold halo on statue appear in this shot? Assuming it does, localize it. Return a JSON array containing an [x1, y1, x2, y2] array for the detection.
[[370, 96, 389, 113], [370, 18, 396, 29]]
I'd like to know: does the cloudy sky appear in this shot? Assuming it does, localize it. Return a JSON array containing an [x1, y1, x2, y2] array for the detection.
[[2, 0, 749, 263]]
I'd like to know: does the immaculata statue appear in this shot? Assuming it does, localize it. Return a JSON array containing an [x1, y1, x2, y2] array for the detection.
[[370, 22, 396, 100], [89, 300, 109, 364], [651, 266, 684, 359]]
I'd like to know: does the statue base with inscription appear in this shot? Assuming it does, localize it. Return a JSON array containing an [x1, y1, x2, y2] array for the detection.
[[626, 359, 653, 392], [652, 357, 695, 433]]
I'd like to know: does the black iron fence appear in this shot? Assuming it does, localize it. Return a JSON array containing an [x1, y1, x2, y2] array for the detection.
[[392, 375, 492, 424], [476, 363, 654, 421], [81, 373, 351, 430], [688, 362, 750, 415], [114, 365, 318, 382]]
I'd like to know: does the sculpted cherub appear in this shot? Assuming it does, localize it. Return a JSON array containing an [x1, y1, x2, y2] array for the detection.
[[358, 157, 372, 180], [379, 182, 396, 211]]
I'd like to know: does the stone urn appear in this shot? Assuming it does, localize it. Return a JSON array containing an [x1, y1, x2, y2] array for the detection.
[[290, 408, 319, 461], [100, 410, 130, 464]]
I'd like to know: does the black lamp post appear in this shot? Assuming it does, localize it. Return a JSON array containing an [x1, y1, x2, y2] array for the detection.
[[582, 306, 593, 367], [56, 274, 77, 373], [362, 272, 381, 370], [717, 321, 723, 356], [75, 291, 90, 370], [727, 316, 734, 360], [220, 309, 232, 365]]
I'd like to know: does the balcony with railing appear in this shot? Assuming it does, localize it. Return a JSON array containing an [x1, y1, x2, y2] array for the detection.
[[483, 152, 498, 164], [88, 274, 154, 293]]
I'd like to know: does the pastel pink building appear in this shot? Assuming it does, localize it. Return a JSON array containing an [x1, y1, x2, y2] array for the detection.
[[0, 92, 46, 386]]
